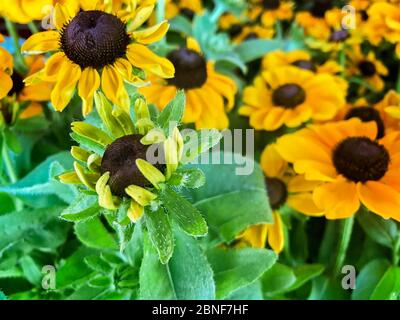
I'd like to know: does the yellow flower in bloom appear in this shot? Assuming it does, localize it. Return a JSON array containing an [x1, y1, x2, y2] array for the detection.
[[276, 118, 400, 221], [139, 38, 237, 129], [59, 93, 184, 220], [0, 35, 13, 99], [261, 50, 348, 92], [347, 46, 388, 92], [249, 0, 294, 27], [375, 90, 400, 133], [238, 144, 322, 253], [9, 56, 53, 119], [239, 66, 346, 131], [21, 2, 174, 115], [363, 2, 400, 56], [164, 0, 203, 21]]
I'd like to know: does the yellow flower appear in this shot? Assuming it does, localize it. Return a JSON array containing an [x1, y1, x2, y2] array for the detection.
[[164, 0, 203, 21], [238, 144, 322, 253], [363, 2, 400, 56], [347, 45, 388, 92], [59, 93, 184, 220], [261, 50, 348, 92], [0, 36, 13, 99], [21, 2, 174, 115], [239, 66, 346, 131], [231, 24, 274, 43], [276, 118, 400, 221], [374, 90, 400, 133], [249, 0, 294, 27], [139, 38, 237, 129]]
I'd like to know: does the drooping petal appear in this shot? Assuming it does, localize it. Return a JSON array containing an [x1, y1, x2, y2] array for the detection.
[[267, 211, 284, 254], [78, 67, 100, 116], [131, 20, 169, 44], [21, 31, 60, 55]]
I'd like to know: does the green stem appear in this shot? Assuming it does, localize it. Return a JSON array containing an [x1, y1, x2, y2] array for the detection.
[[4, 18, 27, 74], [2, 140, 23, 211], [28, 22, 40, 34], [275, 21, 283, 40], [392, 234, 400, 266], [210, 4, 225, 24], [333, 217, 354, 276], [339, 48, 346, 78], [396, 65, 400, 93]]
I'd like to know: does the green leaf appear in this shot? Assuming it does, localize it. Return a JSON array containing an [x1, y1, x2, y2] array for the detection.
[[88, 275, 114, 288], [157, 90, 185, 133], [0, 152, 77, 208], [139, 229, 215, 299], [3, 127, 22, 153], [56, 247, 97, 289], [70, 133, 105, 156], [145, 206, 174, 264], [19, 256, 42, 286], [286, 264, 325, 292], [352, 259, 391, 300], [84, 255, 113, 274], [227, 281, 263, 300], [357, 209, 398, 248], [235, 39, 284, 63], [61, 194, 100, 222], [207, 247, 277, 299], [0, 290, 7, 300], [170, 15, 193, 35], [261, 263, 296, 296], [181, 130, 222, 164], [74, 217, 118, 250], [0, 206, 67, 254], [159, 186, 208, 237], [169, 168, 206, 189], [124, 221, 144, 269], [370, 267, 400, 300], [185, 152, 273, 244]]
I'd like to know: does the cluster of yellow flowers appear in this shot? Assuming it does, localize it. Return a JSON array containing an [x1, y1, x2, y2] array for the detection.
[[1, 0, 400, 256]]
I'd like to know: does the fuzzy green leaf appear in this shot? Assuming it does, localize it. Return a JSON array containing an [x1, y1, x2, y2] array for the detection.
[[207, 248, 277, 299], [157, 90, 185, 133], [61, 194, 100, 222], [74, 217, 118, 250]]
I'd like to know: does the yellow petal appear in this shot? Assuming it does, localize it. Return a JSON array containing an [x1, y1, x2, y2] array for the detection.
[[21, 31, 60, 55], [268, 212, 284, 254], [313, 179, 360, 219], [127, 201, 144, 223], [126, 44, 175, 79], [187, 37, 201, 53], [131, 20, 169, 44], [96, 172, 118, 210], [136, 159, 165, 189], [125, 185, 157, 207], [78, 67, 100, 116], [0, 70, 12, 99], [51, 61, 81, 111], [261, 144, 286, 178], [128, 5, 155, 31], [101, 65, 130, 112]]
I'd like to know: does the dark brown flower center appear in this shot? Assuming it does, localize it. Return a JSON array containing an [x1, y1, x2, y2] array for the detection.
[[358, 60, 376, 77], [333, 137, 390, 183], [100, 134, 162, 197], [265, 177, 288, 209], [244, 32, 259, 41], [167, 48, 208, 89], [8, 71, 25, 97], [228, 24, 243, 38], [291, 59, 316, 72], [329, 29, 350, 42], [345, 107, 385, 139], [272, 84, 306, 109], [263, 0, 281, 10], [180, 8, 195, 20], [60, 10, 130, 69], [310, 0, 333, 18]]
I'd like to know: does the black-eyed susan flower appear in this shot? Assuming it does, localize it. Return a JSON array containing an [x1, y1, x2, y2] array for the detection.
[[237, 144, 322, 253], [239, 66, 346, 131], [249, 0, 294, 27], [139, 38, 237, 129], [261, 50, 348, 92], [363, 2, 400, 56], [8, 56, 52, 119], [347, 46, 388, 92], [21, 2, 174, 116], [276, 118, 400, 221], [59, 92, 220, 262]]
